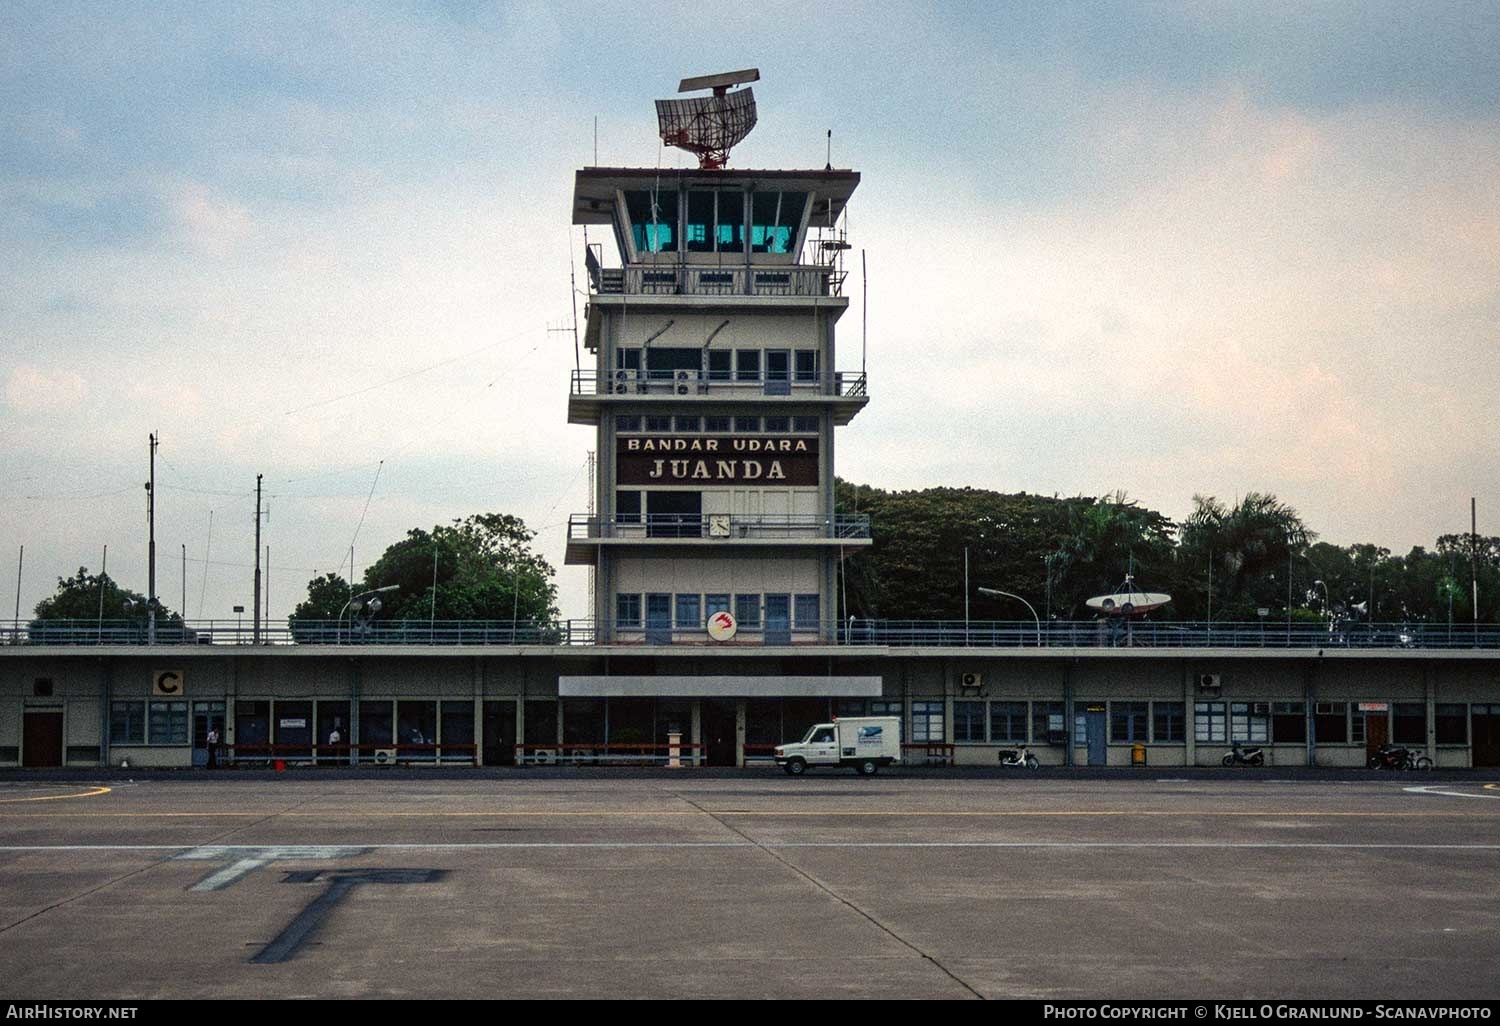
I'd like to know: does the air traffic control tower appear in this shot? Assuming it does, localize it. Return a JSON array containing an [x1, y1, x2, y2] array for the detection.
[[566, 69, 871, 646]]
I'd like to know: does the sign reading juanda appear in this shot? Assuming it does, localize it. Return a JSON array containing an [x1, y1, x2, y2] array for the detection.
[[617, 435, 818, 486]]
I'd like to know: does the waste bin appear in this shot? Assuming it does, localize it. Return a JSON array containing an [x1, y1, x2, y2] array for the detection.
[[1130, 743, 1147, 767]]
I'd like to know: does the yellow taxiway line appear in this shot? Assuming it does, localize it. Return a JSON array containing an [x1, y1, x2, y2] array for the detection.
[[0, 786, 112, 804]]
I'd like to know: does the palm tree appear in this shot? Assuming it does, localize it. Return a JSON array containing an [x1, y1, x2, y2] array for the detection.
[[1182, 493, 1313, 618], [1050, 492, 1177, 616]]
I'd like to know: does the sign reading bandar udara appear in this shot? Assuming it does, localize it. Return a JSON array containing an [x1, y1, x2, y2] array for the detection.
[[617, 436, 819, 486]]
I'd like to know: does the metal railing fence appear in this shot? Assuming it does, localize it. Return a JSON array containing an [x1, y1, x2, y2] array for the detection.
[[7, 618, 1496, 650]]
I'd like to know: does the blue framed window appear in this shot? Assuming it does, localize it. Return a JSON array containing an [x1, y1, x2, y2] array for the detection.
[[793, 594, 819, 630], [734, 594, 761, 629], [954, 701, 985, 742], [616, 594, 641, 628], [675, 594, 701, 630], [989, 702, 1027, 742], [1110, 702, 1150, 742]]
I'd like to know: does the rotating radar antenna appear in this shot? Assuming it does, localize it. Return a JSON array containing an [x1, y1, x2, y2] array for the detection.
[[656, 68, 760, 170]]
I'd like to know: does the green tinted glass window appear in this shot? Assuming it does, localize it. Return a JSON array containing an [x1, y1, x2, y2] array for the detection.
[[625, 190, 677, 254], [751, 191, 806, 253]]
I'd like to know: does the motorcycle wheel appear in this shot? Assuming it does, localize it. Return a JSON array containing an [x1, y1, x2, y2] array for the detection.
[[1415, 756, 1433, 771], [1222, 754, 1235, 767], [1250, 753, 1264, 767], [1025, 755, 1039, 770], [1368, 756, 1383, 769]]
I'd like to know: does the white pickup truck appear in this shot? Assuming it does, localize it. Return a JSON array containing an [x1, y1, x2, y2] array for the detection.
[[774, 717, 902, 776]]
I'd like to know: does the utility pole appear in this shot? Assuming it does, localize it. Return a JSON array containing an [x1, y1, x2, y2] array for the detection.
[[147, 432, 157, 645], [253, 474, 262, 644], [98, 545, 107, 633], [1473, 497, 1480, 635], [13, 546, 21, 624], [181, 543, 186, 623]]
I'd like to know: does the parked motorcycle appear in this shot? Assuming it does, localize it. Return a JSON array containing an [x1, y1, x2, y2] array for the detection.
[[1222, 741, 1265, 767], [997, 746, 1040, 769], [1369, 743, 1433, 771]]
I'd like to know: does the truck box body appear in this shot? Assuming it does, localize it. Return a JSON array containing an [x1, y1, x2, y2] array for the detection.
[[774, 717, 901, 775]]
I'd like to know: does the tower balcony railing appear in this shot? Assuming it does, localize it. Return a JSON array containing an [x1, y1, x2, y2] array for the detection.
[[589, 263, 842, 298], [568, 512, 871, 542], [572, 368, 867, 399]]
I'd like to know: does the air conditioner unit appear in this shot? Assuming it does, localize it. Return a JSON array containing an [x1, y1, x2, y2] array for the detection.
[[961, 672, 983, 689], [613, 369, 630, 394], [373, 748, 397, 765], [675, 369, 691, 395], [1197, 673, 1222, 692]]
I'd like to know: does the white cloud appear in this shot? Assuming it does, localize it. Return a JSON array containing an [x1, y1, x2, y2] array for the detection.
[[4, 364, 88, 412], [168, 181, 255, 256]]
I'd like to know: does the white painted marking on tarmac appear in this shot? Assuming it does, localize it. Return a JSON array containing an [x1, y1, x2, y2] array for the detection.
[[1403, 785, 1500, 800], [190, 858, 268, 891], [2, 841, 1498, 852], [175, 845, 371, 891]]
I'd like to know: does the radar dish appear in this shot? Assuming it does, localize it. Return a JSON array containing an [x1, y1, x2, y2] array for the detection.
[[657, 68, 760, 170]]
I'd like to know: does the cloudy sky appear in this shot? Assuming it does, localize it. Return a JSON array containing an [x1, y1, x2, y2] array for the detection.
[[3, 1, 1497, 624]]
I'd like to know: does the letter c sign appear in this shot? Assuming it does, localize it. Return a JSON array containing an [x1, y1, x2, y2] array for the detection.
[[153, 669, 185, 697]]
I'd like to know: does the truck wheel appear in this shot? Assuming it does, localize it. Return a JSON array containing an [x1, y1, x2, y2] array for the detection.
[[858, 759, 877, 776], [786, 758, 806, 776]]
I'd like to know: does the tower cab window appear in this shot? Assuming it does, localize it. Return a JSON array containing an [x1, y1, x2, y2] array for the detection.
[[686, 191, 746, 254], [750, 192, 807, 254], [624, 190, 678, 255]]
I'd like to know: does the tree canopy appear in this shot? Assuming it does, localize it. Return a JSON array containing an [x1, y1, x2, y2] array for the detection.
[[31, 567, 181, 624], [837, 479, 1497, 625], [289, 513, 559, 628]]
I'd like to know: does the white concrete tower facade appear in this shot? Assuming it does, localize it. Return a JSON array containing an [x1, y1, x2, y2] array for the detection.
[[567, 163, 869, 645]]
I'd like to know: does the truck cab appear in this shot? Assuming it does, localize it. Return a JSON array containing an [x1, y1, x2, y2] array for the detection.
[[774, 717, 901, 776]]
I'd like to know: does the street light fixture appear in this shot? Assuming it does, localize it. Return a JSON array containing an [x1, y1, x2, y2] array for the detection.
[[1312, 580, 1330, 616], [977, 587, 1042, 647], [339, 585, 400, 642]]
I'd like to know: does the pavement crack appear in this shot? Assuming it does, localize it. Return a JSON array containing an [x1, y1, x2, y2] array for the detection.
[[0, 789, 329, 936], [656, 784, 985, 1000]]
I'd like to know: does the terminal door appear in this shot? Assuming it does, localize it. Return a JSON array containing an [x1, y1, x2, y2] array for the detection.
[[483, 701, 517, 766], [1473, 706, 1500, 767], [22, 711, 63, 767], [702, 699, 738, 766]]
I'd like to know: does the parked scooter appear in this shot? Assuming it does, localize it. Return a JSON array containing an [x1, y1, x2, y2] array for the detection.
[[1222, 741, 1265, 767], [1369, 743, 1433, 771], [997, 746, 1040, 769]]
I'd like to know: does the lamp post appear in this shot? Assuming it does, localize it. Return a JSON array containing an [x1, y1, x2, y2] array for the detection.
[[977, 587, 1042, 647], [339, 585, 400, 643]]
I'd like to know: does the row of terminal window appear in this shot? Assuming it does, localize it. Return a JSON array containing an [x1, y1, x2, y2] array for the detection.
[[616, 592, 821, 631], [616, 347, 819, 383], [616, 414, 820, 434], [951, 699, 1474, 746], [108, 698, 472, 747]]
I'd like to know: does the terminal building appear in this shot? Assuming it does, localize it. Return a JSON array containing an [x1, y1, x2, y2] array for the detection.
[[3, 74, 1498, 772]]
